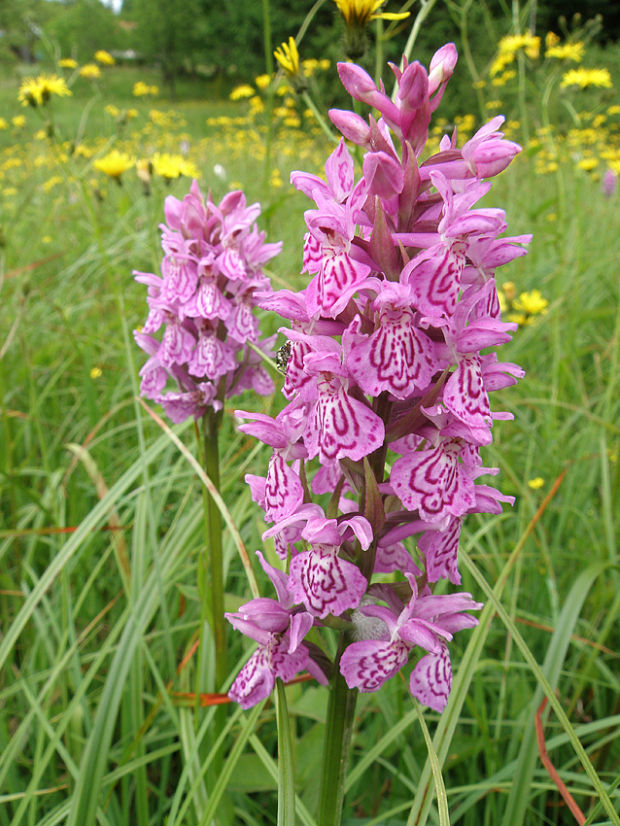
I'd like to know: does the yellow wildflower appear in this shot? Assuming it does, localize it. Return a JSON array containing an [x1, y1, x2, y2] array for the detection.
[[127, 108, 138, 119], [58, 57, 78, 69], [513, 289, 549, 317], [151, 152, 199, 180], [105, 104, 120, 117], [0, 118, 7, 130], [545, 31, 560, 49], [319, 59, 330, 71], [94, 50, 115, 65], [576, 157, 598, 171], [528, 477, 545, 490], [255, 73, 271, 90], [607, 104, 620, 115], [93, 149, 135, 179], [491, 31, 540, 75], [133, 81, 158, 97], [274, 37, 300, 79], [79, 64, 102, 79], [561, 68, 612, 89], [43, 175, 63, 193], [90, 366, 103, 379], [18, 74, 72, 107], [545, 42, 584, 62], [12, 115, 26, 127], [229, 84, 255, 101], [333, 0, 409, 27]]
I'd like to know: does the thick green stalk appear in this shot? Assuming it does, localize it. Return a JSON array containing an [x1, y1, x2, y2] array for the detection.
[[203, 407, 228, 692], [276, 679, 296, 826], [318, 648, 358, 826]]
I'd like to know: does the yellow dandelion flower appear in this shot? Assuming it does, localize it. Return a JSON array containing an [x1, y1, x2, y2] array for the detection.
[[229, 84, 255, 101], [93, 149, 135, 179], [90, 366, 103, 379], [333, 0, 409, 27], [576, 157, 598, 171], [94, 50, 115, 65], [274, 37, 300, 79], [561, 68, 612, 89], [255, 73, 271, 90], [79, 63, 102, 79], [105, 104, 120, 117], [18, 74, 72, 107], [12, 115, 26, 127], [58, 57, 78, 69], [126, 108, 138, 118], [133, 81, 158, 97], [607, 104, 620, 115], [528, 477, 545, 490], [151, 152, 199, 180], [545, 42, 584, 62], [513, 289, 549, 316]]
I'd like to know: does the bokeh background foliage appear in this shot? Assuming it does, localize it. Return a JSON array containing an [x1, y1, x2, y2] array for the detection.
[[0, 1, 619, 825]]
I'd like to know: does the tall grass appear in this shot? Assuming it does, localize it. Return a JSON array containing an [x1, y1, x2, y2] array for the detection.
[[1, 56, 619, 826]]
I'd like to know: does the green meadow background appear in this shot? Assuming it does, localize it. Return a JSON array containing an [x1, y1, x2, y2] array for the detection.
[[1, 1, 619, 824]]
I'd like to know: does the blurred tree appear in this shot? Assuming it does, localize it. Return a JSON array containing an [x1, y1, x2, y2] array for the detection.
[[0, 0, 53, 65], [125, 0, 208, 97], [43, 0, 128, 62]]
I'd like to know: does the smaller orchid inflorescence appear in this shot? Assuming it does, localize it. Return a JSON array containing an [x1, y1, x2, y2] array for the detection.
[[134, 182, 282, 422], [228, 44, 530, 712]]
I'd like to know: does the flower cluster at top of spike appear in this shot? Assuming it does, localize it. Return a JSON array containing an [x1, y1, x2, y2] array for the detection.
[[134, 182, 282, 422], [227, 44, 530, 711]]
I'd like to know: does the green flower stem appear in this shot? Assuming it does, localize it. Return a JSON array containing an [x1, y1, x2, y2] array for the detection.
[[203, 407, 228, 692], [276, 679, 296, 826], [301, 90, 338, 143], [318, 644, 358, 826]]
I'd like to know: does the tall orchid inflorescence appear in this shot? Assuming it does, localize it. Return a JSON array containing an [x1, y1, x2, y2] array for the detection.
[[134, 182, 282, 422], [228, 44, 530, 712]]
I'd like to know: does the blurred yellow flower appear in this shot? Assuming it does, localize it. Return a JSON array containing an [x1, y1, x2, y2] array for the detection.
[[58, 58, 78, 69], [577, 157, 598, 171], [254, 74, 271, 90], [333, 0, 409, 26], [513, 289, 549, 317], [133, 81, 158, 96], [93, 149, 135, 178], [528, 477, 545, 490], [0, 118, 7, 129], [79, 64, 102, 79], [229, 84, 255, 101], [127, 108, 139, 119], [105, 104, 120, 117], [12, 115, 26, 127], [18, 74, 72, 107], [43, 175, 63, 192], [545, 42, 584, 62], [94, 50, 115, 65], [491, 31, 540, 75], [90, 366, 103, 379], [561, 68, 612, 89], [151, 152, 199, 180], [545, 31, 560, 48]]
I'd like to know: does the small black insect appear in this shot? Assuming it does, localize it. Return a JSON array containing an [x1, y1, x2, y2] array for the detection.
[[275, 340, 292, 374]]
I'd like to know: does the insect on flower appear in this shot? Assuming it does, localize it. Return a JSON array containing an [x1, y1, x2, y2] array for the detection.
[[275, 340, 292, 374]]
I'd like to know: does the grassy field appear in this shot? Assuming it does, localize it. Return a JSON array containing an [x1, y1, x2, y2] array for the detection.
[[1, 48, 619, 826]]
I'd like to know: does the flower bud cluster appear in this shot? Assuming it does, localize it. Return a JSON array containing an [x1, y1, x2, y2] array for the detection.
[[134, 181, 282, 422], [228, 45, 529, 711]]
